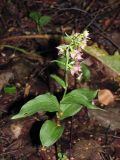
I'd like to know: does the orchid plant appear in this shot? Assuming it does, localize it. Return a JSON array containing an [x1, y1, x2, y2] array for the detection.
[[12, 30, 99, 148]]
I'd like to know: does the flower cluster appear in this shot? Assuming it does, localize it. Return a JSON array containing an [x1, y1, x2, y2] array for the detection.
[[57, 30, 89, 80], [70, 49, 83, 77]]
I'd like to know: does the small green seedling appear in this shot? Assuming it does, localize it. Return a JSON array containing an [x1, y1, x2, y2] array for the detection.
[[4, 86, 17, 94], [12, 30, 101, 148], [29, 11, 51, 33], [58, 152, 69, 160]]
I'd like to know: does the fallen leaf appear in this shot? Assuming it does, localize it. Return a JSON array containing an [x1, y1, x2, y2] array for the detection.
[[24, 83, 31, 97], [98, 89, 114, 106]]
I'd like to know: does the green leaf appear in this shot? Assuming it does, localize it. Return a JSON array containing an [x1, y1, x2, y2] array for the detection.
[[77, 88, 98, 101], [11, 93, 60, 119], [63, 88, 98, 102], [29, 11, 41, 24], [60, 104, 82, 120], [61, 88, 99, 110], [100, 55, 120, 75], [55, 58, 66, 70], [51, 74, 66, 89], [38, 16, 51, 27], [84, 44, 120, 75], [81, 63, 91, 81], [40, 120, 64, 147], [52, 60, 66, 69], [4, 86, 17, 94]]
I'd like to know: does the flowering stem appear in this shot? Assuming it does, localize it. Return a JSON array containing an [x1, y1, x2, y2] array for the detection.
[[62, 48, 70, 99], [59, 30, 89, 102]]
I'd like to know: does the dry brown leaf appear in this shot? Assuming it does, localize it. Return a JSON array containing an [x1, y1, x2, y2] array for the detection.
[[98, 89, 114, 106], [24, 83, 31, 97]]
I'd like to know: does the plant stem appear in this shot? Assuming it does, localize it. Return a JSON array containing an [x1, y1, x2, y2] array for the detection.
[[62, 48, 69, 100], [37, 25, 41, 33], [57, 48, 70, 117]]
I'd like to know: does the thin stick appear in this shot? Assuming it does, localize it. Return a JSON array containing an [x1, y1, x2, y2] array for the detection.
[[1, 34, 51, 42]]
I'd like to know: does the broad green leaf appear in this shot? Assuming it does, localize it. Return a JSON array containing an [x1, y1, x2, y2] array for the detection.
[[4, 86, 16, 94], [12, 93, 60, 119], [29, 11, 41, 24], [81, 63, 91, 81], [40, 120, 64, 147], [39, 16, 51, 26], [76, 88, 98, 101], [51, 74, 66, 89], [60, 104, 82, 120], [62, 88, 98, 102], [84, 44, 120, 75], [61, 88, 98, 110]]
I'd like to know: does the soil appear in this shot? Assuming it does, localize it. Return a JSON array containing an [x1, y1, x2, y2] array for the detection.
[[0, 0, 120, 160]]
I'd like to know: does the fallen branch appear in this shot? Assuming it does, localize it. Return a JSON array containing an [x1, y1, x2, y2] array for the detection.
[[1, 34, 51, 43]]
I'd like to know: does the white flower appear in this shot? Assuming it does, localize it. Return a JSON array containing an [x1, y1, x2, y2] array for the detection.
[[83, 30, 89, 38], [57, 44, 68, 55]]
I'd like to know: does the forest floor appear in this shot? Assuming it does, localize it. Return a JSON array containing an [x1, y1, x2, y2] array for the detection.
[[0, 0, 120, 159]]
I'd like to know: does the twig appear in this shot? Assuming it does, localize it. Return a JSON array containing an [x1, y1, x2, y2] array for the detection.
[[85, 9, 101, 29], [85, 0, 95, 12], [0, 34, 51, 43], [57, 7, 87, 14], [0, 44, 44, 64]]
